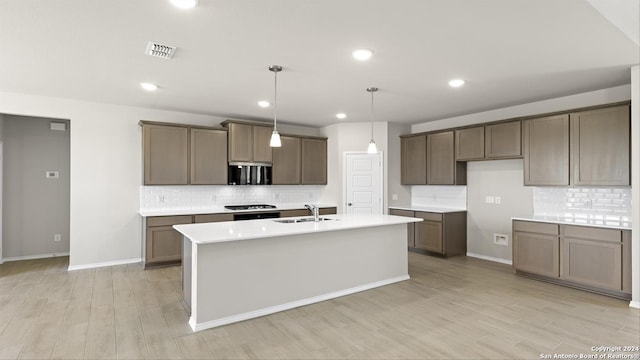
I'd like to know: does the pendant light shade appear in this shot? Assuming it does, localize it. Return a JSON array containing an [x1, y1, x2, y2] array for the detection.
[[269, 65, 283, 148], [366, 87, 378, 154]]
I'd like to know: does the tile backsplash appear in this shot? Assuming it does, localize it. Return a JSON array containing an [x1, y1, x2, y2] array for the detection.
[[533, 187, 631, 222], [140, 185, 322, 211], [411, 185, 467, 209]]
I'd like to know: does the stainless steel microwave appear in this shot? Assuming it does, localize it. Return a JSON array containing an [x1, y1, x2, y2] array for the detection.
[[228, 163, 272, 185]]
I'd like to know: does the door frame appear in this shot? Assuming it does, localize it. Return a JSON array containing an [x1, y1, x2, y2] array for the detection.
[[342, 151, 384, 214]]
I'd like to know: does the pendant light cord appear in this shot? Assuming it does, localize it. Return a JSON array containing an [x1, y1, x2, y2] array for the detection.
[[273, 70, 278, 132], [370, 89, 374, 140]]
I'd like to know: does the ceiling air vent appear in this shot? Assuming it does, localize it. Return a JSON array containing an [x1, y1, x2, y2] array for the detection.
[[145, 41, 176, 59]]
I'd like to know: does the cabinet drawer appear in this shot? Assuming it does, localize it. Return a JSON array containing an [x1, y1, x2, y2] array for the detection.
[[194, 214, 234, 223], [562, 225, 621, 243], [389, 209, 414, 217], [513, 220, 558, 235], [415, 212, 442, 222], [319, 207, 337, 215], [147, 215, 193, 227], [280, 209, 310, 218]]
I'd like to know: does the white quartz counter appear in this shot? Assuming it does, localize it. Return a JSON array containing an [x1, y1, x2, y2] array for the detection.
[[174, 214, 422, 244], [389, 205, 466, 213], [511, 215, 631, 230], [139, 203, 337, 217]]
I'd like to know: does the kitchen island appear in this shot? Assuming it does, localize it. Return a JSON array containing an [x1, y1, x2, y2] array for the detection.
[[174, 213, 422, 332]]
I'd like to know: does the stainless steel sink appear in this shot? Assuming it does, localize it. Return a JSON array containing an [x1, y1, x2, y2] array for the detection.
[[274, 217, 335, 224]]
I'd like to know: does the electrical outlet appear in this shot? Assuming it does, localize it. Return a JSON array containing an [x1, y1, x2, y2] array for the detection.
[[493, 233, 508, 246], [485, 196, 495, 204], [159, 195, 166, 203], [392, 194, 398, 201], [495, 196, 501, 204], [54, 234, 62, 242]]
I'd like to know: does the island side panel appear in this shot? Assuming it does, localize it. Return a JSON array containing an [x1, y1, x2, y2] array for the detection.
[[191, 224, 408, 330], [182, 237, 192, 313]]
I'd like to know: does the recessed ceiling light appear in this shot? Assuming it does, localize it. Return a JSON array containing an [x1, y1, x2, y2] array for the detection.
[[448, 79, 465, 88], [336, 113, 347, 119], [258, 100, 271, 108], [169, 0, 198, 9], [352, 48, 374, 61], [140, 82, 158, 91]]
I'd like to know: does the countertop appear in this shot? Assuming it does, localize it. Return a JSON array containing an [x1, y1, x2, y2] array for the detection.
[[174, 214, 423, 244], [388, 205, 467, 213], [511, 215, 631, 230], [139, 203, 338, 217]]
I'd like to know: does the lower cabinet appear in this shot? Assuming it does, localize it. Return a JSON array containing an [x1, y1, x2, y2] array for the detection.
[[512, 220, 631, 298], [145, 215, 193, 268], [280, 207, 337, 218], [390, 209, 466, 256]]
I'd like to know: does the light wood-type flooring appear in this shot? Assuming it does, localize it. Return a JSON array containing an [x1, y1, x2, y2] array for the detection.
[[0, 252, 638, 359]]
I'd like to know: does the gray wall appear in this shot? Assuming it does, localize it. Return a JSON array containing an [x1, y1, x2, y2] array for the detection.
[[387, 122, 411, 208], [466, 159, 533, 262], [3, 115, 70, 259]]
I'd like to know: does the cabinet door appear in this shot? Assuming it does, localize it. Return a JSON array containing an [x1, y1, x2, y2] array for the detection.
[[319, 207, 337, 215], [146, 226, 183, 264], [485, 121, 521, 159], [427, 131, 455, 185], [562, 237, 622, 291], [389, 209, 416, 248], [280, 209, 309, 218], [523, 114, 569, 186], [253, 125, 273, 163], [143, 124, 189, 185], [272, 136, 301, 185], [455, 127, 484, 161], [513, 231, 559, 277], [301, 138, 327, 184], [416, 220, 443, 253], [193, 213, 234, 223], [571, 105, 630, 186], [190, 128, 228, 185], [228, 123, 253, 162], [401, 136, 427, 185]]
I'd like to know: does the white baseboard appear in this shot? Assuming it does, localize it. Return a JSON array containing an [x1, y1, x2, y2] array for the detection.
[[190, 274, 410, 332], [629, 301, 640, 309], [466, 252, 513, 265], [67, 258, 141, 271], [2, 252, 70, 263]]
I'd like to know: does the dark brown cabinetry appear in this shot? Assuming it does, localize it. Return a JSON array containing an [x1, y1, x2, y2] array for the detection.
[[401, 135, 426, 185], [485, 121, 521, 159], [523, 114, 570, 186], [143, 124, 189, 185], [427, 132, 455, 185], [225, 121, 273, 164], [455, 126, 484, 161], [512, 220, 631, 298], [141, 122, 228, 185], [280, 207, 337, 218], [570, 105, 630, 186]]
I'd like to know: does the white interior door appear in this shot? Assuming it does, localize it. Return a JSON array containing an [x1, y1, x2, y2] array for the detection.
[[344, 152, 383, 214]]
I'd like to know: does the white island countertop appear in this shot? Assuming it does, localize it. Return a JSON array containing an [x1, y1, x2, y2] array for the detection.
[[388, 205, 466, 213], [174, 214, 422, 244]]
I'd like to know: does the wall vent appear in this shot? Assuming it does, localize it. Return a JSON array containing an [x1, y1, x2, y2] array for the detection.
[[145, 41, 176, 59]]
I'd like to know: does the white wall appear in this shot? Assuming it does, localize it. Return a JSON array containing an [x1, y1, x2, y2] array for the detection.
[[631, 65, 639, 306], [319, 122, 388, 214], [0, 92, 228, 268]]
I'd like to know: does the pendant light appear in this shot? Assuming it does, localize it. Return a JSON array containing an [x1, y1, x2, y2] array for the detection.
[[269, 65, 282, 147], [366, 87, 378, 154]]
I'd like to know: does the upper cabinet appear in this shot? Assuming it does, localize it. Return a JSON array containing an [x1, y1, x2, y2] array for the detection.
[[455, 121, 521, 161], [301, 138, 327, 184], [523, 114, 570, 186], [273, 135, 327, 185], [272, 136, 301, 185], [143, 123, 189, 185], [571, 105, 630, 186], [427, 131, 456, 185], [141, 122, 228, 185], [190, 128, 228, 185], [401, 135, 426, 185], [485, 121, 521, 159], [224, 121, 272, 164]]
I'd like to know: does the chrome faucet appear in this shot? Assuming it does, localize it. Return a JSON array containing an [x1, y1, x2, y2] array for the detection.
[[305, 204, 319, 222]]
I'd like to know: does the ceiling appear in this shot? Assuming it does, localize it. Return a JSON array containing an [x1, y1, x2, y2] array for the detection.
[[1, 0, 638, 127]]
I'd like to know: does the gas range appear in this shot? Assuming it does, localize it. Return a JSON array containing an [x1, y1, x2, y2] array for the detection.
[[224, 204, 277, 211]]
